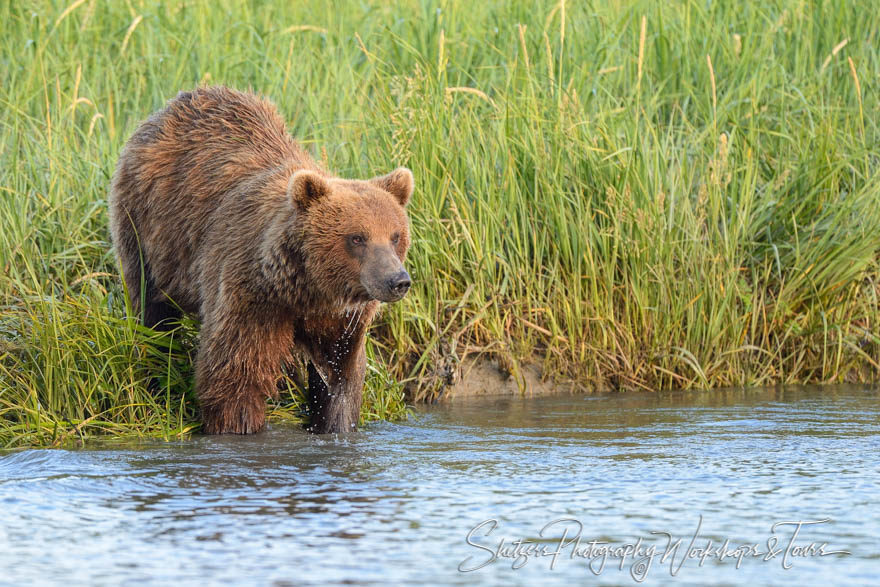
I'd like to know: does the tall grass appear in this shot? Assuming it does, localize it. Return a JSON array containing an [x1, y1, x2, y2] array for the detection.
[[1, 0, 878, 447]]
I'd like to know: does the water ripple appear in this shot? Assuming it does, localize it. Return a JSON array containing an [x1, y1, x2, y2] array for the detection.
[[1, 385, 878, 585]]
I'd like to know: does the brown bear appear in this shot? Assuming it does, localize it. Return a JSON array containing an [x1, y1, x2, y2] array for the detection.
[[109, 86, 413, 434]]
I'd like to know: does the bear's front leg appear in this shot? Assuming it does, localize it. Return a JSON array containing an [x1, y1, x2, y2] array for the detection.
[[196, 317, 287, 434], [307, 337, 366, 434]]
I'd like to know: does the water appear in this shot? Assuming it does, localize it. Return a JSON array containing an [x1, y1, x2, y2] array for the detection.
[[1, 386, 878, 585]]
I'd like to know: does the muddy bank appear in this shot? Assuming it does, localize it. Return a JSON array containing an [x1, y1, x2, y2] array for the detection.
[[429, 357, 586, 401]]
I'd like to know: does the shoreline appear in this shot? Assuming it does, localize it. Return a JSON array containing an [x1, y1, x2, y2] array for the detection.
[[426, 356, 586, 402]]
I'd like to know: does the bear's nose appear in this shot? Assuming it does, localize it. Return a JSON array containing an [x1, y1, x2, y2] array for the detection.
[[387, 271, 411, 295]]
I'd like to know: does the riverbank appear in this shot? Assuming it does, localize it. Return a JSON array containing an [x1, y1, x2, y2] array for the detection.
[[2, 0, 879, 447]]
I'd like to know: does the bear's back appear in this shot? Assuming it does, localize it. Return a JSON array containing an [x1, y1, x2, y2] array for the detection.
[[129, 87, 310, 200], [109, 86, 316, 316]]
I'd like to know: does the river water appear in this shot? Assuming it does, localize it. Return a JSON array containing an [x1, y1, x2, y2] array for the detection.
[[1, 386, 878, 585]]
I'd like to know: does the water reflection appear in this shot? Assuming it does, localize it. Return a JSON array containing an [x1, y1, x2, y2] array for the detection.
[[1, 385, 878, 585]]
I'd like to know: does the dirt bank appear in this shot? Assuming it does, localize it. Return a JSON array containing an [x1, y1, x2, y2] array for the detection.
[[429, 357, 586, 401]]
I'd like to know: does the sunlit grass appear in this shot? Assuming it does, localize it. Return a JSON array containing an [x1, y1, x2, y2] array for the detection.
[[1, 0, 878, 447]]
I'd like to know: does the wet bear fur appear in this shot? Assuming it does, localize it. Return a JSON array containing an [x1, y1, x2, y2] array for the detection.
[[109, 86, 413, 434]]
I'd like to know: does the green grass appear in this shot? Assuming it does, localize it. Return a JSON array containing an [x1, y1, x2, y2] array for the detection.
[[1, 0, 878, 447]]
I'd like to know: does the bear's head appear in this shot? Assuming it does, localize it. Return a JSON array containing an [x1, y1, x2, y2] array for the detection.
[[288, 167, 414, 305]]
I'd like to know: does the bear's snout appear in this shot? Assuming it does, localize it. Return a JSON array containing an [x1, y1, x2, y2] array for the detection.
[[368, 266, 410, 302], [387, 270, 411, 298], [360, 245, 411, 303]]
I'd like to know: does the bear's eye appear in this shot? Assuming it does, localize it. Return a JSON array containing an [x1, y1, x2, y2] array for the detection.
[[391, 232, 400, 245], [349, 234, 366, 246]]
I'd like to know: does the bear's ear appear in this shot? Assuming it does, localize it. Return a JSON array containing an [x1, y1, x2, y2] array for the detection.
[[287, 170, 330, 210], [370, 167, 414, 207]]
